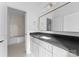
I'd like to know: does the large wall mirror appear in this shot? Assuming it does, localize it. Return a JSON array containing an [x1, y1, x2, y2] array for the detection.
[[38, 2, 71, 32]]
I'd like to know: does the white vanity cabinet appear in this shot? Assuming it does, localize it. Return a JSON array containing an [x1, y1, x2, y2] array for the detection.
[[30, 36, 78, 57], [30, 36, 53, 57]]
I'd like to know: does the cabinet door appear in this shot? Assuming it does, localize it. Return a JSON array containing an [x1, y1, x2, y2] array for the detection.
[[39, 46, 46, 57], [39, 39, 53, 53], [38, 45, 53, 57], [30, 37, 34, 56], [53, 46, 68, 57], [38, 39, 53, 57], [30, 37, 53, 57], [30, 37, 39, 57]]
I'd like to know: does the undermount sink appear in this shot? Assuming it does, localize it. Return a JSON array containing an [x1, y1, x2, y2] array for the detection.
[[40, 36, 52, 40], [30, 32, 53, 40], [30, 32, 79, 40]]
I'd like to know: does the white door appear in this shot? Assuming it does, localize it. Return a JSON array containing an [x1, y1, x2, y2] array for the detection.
[[0, 3, 7, 57]]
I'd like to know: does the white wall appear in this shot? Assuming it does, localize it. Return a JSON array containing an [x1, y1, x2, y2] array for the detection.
[[0, 3, 7, 56]]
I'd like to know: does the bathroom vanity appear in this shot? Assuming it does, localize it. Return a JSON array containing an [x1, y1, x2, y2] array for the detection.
[[30, 31, 79, 57]]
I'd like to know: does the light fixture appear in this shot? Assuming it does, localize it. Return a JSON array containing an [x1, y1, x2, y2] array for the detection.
[[47, 2, 53, 9]]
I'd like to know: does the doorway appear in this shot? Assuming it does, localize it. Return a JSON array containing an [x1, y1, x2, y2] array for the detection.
[[7, 7, 26, 57]]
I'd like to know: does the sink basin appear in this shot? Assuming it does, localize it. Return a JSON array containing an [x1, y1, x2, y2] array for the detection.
[[40, 36, 52, 40], [30, 32, 53, 39]]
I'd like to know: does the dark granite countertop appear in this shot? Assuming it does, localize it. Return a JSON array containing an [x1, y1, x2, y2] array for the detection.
[[30, 31, 79, 56]]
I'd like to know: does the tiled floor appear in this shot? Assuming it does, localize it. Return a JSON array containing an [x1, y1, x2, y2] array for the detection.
[[8, 42, 26, 57]]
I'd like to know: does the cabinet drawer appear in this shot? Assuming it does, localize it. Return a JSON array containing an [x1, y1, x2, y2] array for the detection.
[[30, 37, 53, 57], [38, 39, 53, 53], [30, 41, 39, 57], [39, 46, 53, 57], [31, 37, 53, 53]]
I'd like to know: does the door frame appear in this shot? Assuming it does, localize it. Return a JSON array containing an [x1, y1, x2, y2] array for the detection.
[[7, 6, 27, 56]]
